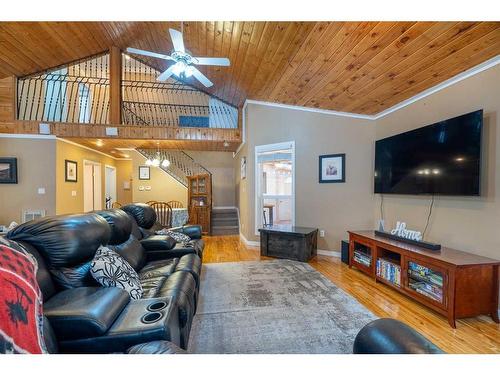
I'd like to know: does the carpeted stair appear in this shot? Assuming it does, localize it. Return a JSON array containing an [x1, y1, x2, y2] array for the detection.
[[211, 208, 239, 235]]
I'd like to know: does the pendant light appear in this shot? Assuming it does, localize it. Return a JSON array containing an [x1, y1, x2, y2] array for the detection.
[[146, 142, 170, 169]]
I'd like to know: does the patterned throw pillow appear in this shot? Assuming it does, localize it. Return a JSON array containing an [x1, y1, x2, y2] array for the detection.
[[155, 229, 191, 244], [0, 240, 46, 354], [90, 246, 143, 300]]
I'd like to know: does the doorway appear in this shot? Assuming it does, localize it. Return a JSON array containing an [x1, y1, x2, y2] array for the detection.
[[255, 141, 295, 234], [83, 160, 102, 212], [105, 165, 117, 209]]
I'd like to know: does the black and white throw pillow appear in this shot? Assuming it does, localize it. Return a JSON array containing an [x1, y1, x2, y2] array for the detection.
[[155, 229, 191, 244], [90, 246, 143, 300]]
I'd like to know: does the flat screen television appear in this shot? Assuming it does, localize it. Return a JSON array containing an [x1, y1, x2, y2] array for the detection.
[[374, 109, 483, 196]]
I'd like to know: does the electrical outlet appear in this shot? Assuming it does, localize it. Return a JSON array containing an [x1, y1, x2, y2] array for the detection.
[[319, 230, 325, 238]]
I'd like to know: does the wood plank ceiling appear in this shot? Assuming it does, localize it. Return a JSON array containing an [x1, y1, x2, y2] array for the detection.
[[0, 22, 499, 115]]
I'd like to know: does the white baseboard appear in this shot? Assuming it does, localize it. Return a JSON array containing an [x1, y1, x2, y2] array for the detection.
[[239, 233, 260, 248], [317, 249, 341, 257], [213, 206, 237, 210]]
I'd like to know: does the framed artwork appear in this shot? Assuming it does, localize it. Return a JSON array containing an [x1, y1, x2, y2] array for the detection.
[[139, 166, 150, 180], [319, 153, 345, 183], [240, 156, 247, 180], [0, 158, 18, 184], [65, 160, 78, 182]]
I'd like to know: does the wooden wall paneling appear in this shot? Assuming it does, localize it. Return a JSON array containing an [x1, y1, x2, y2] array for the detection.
[[109, 46, 122, 124]]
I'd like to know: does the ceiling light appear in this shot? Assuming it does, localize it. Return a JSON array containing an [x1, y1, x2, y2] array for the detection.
[[424, 169, 430, 175], [95, 139, 104, 147], [432, 169, 440, 175], [172, 61, 187, 77], [184, 65, 194, 78], [455, 157, 464, 162]]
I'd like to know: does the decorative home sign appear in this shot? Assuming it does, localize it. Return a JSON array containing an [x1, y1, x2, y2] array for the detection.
[[319, 153, 345, 183], [0, 158, 18, 184], [138, 166, 150, 180], [390, 221, 423, 241], [64, 160, 78, 182]]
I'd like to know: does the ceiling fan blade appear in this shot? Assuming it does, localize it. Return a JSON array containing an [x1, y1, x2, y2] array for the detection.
[[169, 28, 185, 52], [157, 65, 176, 81], [193, 57, 230, 66], [126, 47, 174, 61], [191, 67, 213, 87]]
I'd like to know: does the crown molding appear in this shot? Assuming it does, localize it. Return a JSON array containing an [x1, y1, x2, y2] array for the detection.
[[245, 54, 500, 121]]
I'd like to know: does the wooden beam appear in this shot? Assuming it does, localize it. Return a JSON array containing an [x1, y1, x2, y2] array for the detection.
[[109, 46, 122, 125]]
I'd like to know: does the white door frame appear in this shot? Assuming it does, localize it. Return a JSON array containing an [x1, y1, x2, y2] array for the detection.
[[83, 159, 102, 212], [254, 140, 295, 235], [104, 164, 117, 207]]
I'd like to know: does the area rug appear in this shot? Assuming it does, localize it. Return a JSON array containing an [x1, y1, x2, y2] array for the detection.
[[187, 259, 377, 354]]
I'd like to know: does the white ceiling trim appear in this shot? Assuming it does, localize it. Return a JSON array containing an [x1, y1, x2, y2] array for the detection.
[[245, 54, 500, 121]]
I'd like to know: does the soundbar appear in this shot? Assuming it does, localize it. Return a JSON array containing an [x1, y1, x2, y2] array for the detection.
[[374, 230, 441, 251]]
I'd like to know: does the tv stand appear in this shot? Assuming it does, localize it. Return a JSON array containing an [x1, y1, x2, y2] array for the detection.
[[348, 230, 500, 328]]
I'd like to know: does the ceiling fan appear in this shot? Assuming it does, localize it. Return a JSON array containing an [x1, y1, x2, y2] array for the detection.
[[126, 28, 230, 87]]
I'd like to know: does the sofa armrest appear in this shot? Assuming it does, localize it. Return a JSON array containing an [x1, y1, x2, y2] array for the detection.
[[44, 287, 130, 340], [353, 318, 445, 354], [141, 235, 177, 251], [170, 225, 202, 240], [126, 340, 185, 354]]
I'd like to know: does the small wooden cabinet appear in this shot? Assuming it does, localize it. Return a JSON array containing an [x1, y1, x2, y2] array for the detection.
[[187, 174, 212, 235], [348, 230, 500, 328]]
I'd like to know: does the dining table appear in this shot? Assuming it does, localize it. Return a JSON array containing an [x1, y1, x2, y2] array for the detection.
[[171, 207, 189, 227]]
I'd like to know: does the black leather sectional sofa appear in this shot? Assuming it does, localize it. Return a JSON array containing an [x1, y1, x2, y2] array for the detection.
[[5, 203, 203, 353], [3, 202, 443, 354]]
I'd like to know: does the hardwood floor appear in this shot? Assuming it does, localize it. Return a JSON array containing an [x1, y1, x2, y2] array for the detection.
[[202, 235, 500, 354]]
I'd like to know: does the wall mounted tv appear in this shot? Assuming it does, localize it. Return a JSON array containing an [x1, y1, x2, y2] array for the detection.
[[374, 109, 483, 196]]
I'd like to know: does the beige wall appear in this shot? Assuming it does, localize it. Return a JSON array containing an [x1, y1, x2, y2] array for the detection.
[[55, 140, 133, 214], [131, 151, 188, 206], [188, 151, 236, 207], [115, 159, 133, 205], [235, 104, 375, 251], [374, 64, 500, 260], [0, 137, 56, 224]]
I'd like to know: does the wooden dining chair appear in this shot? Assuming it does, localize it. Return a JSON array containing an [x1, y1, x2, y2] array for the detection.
[[150, 201, 173, 228], [166, 200, 184, 209], [112, 202, 122, 208], [146, 200, 157, 206]]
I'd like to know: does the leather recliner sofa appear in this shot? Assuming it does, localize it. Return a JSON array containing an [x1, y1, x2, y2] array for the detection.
[[6, 209, 202, 352], [121, 203, 204, 260]]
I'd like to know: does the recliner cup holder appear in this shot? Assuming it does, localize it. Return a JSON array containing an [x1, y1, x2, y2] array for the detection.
[[141, 311, 163, 324], [147, 301, 168, 312]]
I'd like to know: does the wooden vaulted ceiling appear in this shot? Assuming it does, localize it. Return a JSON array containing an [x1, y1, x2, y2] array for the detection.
[[0, 21, 499, 115]]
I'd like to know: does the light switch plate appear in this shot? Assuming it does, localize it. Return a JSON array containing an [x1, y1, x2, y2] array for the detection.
[[37, 187, 46, 195], [319, 230, 325, 238], [145, 186, 151, 191], [71, 190, 77, 197], [138, 186, 145, 191]]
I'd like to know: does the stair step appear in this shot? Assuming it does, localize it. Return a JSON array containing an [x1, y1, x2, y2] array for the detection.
[[212, 217, 238, 224], [211, 227, 240, 235]]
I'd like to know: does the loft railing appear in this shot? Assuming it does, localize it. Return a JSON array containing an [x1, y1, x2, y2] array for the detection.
[[122, 53, 238, 129], [17, 53, 110, 124], [136, 148, 211, 187]]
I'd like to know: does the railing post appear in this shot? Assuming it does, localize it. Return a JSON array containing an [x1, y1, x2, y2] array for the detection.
[[109, 46, 122, 125]]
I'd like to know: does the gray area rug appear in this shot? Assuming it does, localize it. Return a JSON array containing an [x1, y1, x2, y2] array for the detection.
[[188, 259, 377, 354]]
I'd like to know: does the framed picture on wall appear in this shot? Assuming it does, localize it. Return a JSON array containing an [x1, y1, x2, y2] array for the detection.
[[0, 158, 18, 184], [319, 153, 345, 183], [139, 166, 150, 180], [65, 160, 78, 182]]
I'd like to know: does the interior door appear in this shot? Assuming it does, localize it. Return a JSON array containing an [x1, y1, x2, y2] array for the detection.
[[83, 161, 102, 212], [255, 141, 295, 233]]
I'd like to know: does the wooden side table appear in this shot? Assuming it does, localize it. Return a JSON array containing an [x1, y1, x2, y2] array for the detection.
[[259, 225, 318, 262]]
